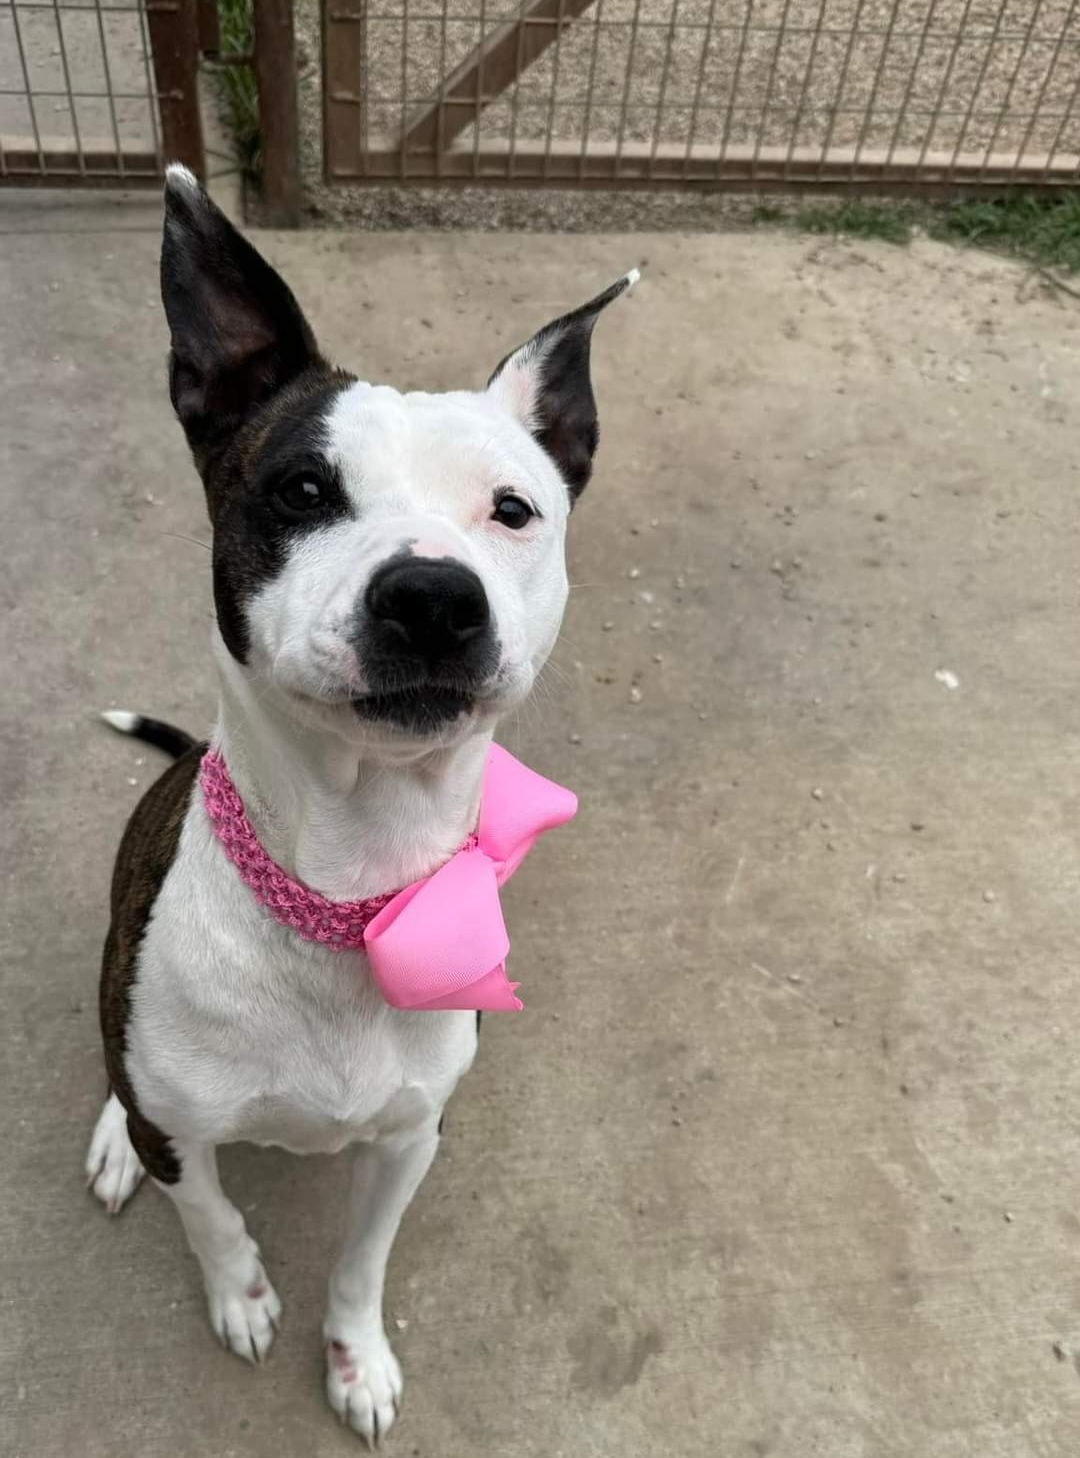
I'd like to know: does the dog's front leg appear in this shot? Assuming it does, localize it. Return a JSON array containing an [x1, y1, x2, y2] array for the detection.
[[158, 1140, 281, 1364], [324, 1120, 440, 1444]]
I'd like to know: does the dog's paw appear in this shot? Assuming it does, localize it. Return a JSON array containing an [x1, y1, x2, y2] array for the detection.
[[206, 1254, 282, 1364], [86, 1094, 146, 1214], [325, 1329, 402, 1445]]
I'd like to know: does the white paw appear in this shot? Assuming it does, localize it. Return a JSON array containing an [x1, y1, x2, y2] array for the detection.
[[325, 1328, 403, 1445], [86, 1094, 145, 1214], [206, 1253, 282, 1364]]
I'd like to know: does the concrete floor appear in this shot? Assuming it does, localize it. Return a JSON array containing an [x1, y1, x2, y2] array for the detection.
[[3, 192, 1080, 1458]]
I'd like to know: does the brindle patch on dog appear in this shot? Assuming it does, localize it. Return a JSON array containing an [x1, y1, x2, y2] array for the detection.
[[100, 744, 205, 1184]]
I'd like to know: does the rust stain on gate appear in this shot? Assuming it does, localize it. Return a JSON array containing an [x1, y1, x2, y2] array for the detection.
[[322, 0, 1080, 193]]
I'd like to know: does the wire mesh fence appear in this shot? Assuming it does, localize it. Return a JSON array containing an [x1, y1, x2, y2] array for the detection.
[[5, 1, 1080, 196], [322, 0, 1080, 189], [0, 0, 201, 184]]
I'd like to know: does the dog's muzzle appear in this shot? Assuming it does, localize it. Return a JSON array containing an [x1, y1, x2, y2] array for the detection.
[[351, 556, 498, 730]]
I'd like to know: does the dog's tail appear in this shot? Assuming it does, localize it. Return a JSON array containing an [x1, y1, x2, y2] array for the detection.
[[100, 710, 196, 761]]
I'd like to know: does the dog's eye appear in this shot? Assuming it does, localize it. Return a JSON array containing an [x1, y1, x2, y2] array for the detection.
[[272, 477, 324, 520], [492, 494, 535, 531]]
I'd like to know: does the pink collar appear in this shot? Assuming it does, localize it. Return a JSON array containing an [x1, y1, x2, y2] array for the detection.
[[199, 744, 577, 1012]]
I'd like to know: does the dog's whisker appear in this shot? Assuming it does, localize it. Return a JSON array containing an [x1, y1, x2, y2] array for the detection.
[[161, 530, 212, 553], [538, 657, 574, 692], [552, 629, 585, 655]]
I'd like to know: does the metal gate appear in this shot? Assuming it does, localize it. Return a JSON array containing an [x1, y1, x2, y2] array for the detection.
[[1, 0, 204, 186], [322, 0, 1080, 192]]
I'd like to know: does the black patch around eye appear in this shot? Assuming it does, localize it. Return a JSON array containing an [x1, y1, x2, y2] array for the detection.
[[258, 456, 348, 529], [206, 371, 355, 662], [270, 476, 326, 519]]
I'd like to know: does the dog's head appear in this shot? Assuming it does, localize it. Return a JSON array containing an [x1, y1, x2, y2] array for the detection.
[[160, 166, 633, 752]]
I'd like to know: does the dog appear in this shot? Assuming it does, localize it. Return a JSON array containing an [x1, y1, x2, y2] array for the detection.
[[84, 163, 634, 1443]]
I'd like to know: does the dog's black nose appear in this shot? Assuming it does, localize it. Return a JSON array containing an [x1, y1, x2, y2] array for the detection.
[[365, 557, 490, 661]]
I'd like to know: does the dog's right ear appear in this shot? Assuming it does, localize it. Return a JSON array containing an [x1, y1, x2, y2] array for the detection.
[[160, 164, 321, 467]]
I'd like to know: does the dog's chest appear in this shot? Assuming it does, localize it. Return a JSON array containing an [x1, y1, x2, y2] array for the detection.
[[126, 803, 477, 1153]]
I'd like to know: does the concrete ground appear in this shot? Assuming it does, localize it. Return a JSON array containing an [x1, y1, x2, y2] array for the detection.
[[3, 192, 1080, 1458]]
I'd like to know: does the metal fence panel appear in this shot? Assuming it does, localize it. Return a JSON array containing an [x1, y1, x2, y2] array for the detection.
[[323, 0, 1080, 189], [0, 0, 202, 185]]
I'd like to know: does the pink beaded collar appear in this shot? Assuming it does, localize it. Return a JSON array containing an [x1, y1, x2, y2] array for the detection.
[[198, 744, 577, 1011], [200, 747, 407, 947]]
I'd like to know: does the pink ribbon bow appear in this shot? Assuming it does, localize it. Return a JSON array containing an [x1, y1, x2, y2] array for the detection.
[[201, 742, 576, 1013], [362, 744, 577, 1011]]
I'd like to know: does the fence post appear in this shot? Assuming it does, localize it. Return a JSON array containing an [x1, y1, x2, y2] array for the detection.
[[252, 0, 302, 226], [196, 0, 220, 57], [145, 0, 205, 179]]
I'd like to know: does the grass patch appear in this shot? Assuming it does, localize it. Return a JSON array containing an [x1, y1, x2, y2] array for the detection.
[[795, 199, 921, 245], [931, 193, 1080, 274], [755, 191, 1080, 275], [213, 0, 262, 183]]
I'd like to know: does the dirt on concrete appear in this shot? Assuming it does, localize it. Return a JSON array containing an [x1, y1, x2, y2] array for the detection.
[[2, 193, 1080, 1457]]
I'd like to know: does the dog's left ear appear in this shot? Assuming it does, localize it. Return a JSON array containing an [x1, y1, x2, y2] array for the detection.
[[160, 164, 322, 469], [486, 271, 638, 502]]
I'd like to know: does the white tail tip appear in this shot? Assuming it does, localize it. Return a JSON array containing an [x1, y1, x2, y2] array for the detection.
[[101, 710, 139, 734], [625, 267, 642, 289]]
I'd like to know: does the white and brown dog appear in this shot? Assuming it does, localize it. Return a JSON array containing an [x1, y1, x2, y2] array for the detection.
[[84, 165, 633, 1443]]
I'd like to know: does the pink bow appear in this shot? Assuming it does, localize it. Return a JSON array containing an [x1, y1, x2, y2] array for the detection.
[[362, 744, 577, 1011]]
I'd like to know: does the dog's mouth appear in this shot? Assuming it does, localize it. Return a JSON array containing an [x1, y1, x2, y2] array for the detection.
[[350, 685, 476, 732]]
